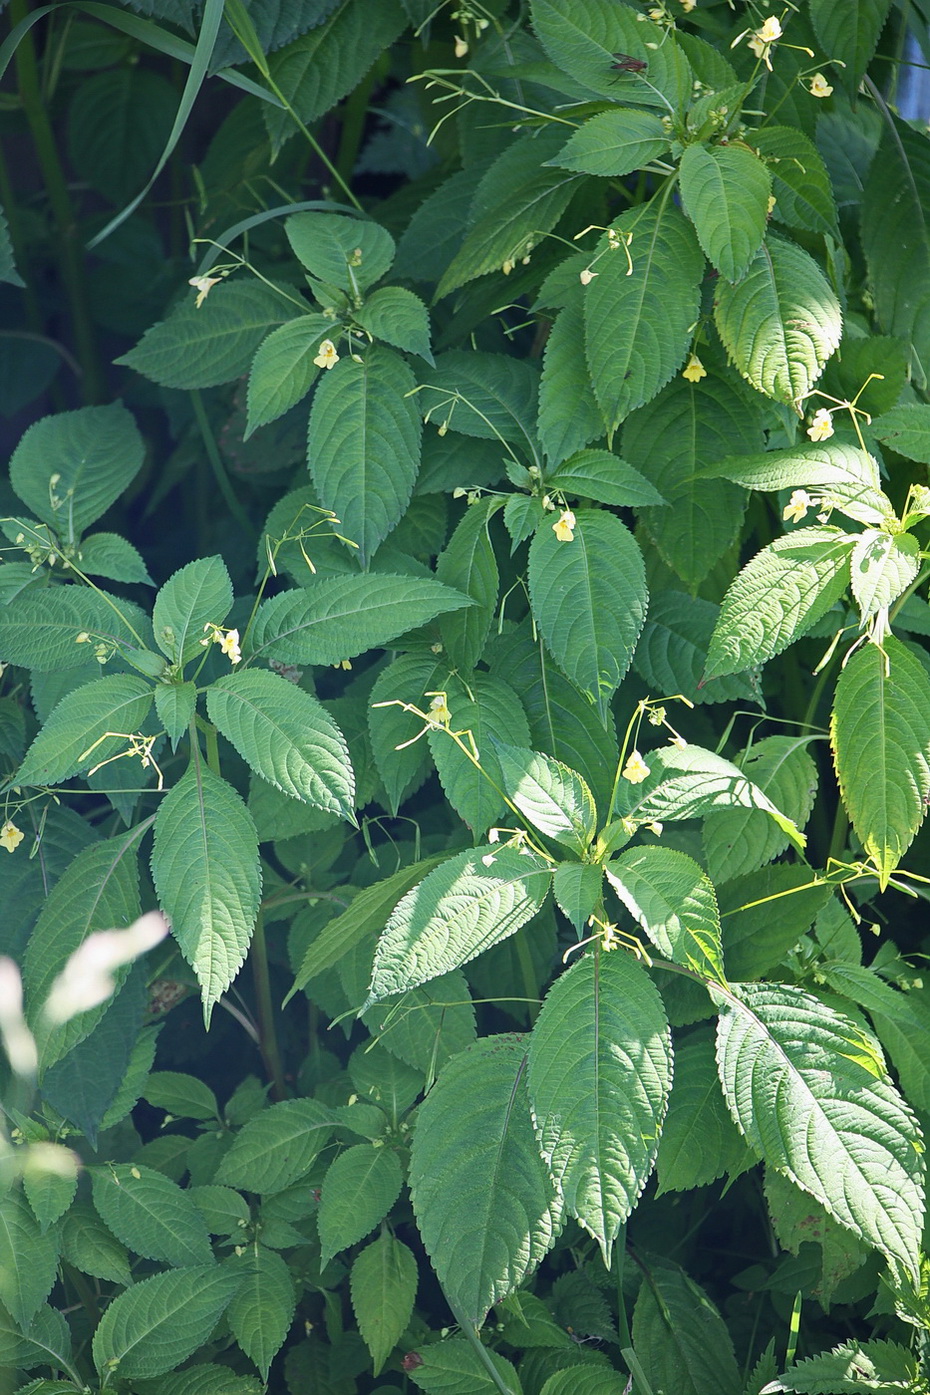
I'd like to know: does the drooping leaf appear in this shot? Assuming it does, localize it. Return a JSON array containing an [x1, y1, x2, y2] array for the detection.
[[703, 735, 819, 882], [712, 980, 925, 1282], [90, 1163, 214, 1268], [528, 510, 646, 720], [366, 845, 552, 1004], [306, 346, 422, 567], [16, 674, 153, 788], [714, 234, 842, 404], [216, 1098, 335, 1195], [409, 1036, 563, 1326], [632, 1257, 742, 1395], [207, 668, 355, 821], [706, 440, 893, 527], [495, 741, 597, 855], [151, 757, 262, 1019], [831, 636, 930, 887], [245, 314, 331, 436], [91, 1265, 240, 1379], [585, 195, 705, 432], [60, 1202, 132, 1287], [605, 846, 725, 982], [0, 586, 147, 672], [78, 532, 153, 585], [227, 1245, 295, 1379], [680, 142, 771, 282], [318, 1144, 403, 1266], [354, 286, 433, 362], [350, 1233, 418, 1376]]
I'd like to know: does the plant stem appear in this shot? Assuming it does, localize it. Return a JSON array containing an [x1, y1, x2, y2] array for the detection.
[[9, 0, 102, 403], [250, 909, 287, 1101], [189, 389, 255, 538]]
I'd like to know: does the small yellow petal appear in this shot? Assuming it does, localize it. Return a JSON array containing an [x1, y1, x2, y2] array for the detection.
[[622, 751, 651, 785], [806, 408, 834, 441], [0, 821, 24, 853], [682, 353, 707, 383], [313, 339, 340, 370], [783, 489, 813, 524], [552, 509, 576, 542], [808, 72, 833, 98]]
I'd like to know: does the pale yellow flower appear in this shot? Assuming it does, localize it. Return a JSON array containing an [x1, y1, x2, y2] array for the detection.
[[552, 509, 576, 542], [679, 0, 696, 10], [682, 353, 706, 383], [0, 821, 24, 854], [808, 72, 833, 98], [427, 692, 451, 726], [313, 339, 340, 371], [807, 407, 834, 441], [747, 14, 782, 67], [622, 751, 651, 784], [454, 34, 468, 58], [189, 276, 221, 309], [767, 194, 777, 216], [219, 629, 242, 665], [783, 489, 814, 524], [579, 267, 597, 286]]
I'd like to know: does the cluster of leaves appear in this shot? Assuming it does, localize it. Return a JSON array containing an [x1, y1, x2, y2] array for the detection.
[[5, 0, 930, 1392]]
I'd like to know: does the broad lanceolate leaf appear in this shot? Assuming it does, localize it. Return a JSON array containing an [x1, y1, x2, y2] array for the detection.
[[216, 1098, 335, 1194], [354, 286, 433, 363], [714, 235, 842, 405], [248, 574, 472, 666], [227, 1245, 295, 1379], [680, 143, 771, 283], [706, 441, 893, 527], [207, 669, 355, 821], [585, 195, 705, 432], [850, 530, 920, 623], [495, 741, 596, 854], [712, 980, 925, 1282], [537, 301, 604, 467], [767, 1338, 918, 1395], [632, 1257, 742, 1395], [531, 0, 692, 110], [634, 589, 758, 706], [410, 1036, 564, 1326], [417, 351, 539, 448], [90, 1164, 213, 1268], [656, 1031, 755, 1194], [116, 280, 290, 388], [551, 108, 670, 177], [435, 498, 500, 670], [92, 1265, 240, 1379], [350, 1233, 418, 1376], [0, 1188, 60, 1329], [318, 1144, 403, 1267], [0, 587, 145, 672], [151, 757, 261, 1020], [527, 950, 672, 1264], [78, 532, 153, 585], [10, 402, 145, 539], [16, 674, 153, 788], [547, 448, 665, 509], [155, 681, 197, 749], [752, 126, 839, 236], [605, 846, 725, 982], [285, 212, 395, 292], [306, 346, 422, 568], [871, 403, 930, 462], [528, 511, 647, 720], [810, 0, 891, 87], [703, 735, 819, 883], [366, 845, 552, 1004], [428, 673, 530, 838], [831, 636, 930, 887], [152, 555, 233, 667], [245, 314, 331, 436], [705, 528, 855, 680]]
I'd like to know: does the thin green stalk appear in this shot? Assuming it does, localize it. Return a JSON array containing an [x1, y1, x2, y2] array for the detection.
[[250, 910, 287, 1101], [335, 61, 380, 186], [189, 389, 254, 537], [614, 1225, 635, 1355], [9, 0, 102, 402]]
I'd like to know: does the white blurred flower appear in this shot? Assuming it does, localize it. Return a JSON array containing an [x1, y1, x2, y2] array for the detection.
[[0, 958, 37, 1077], [43, 911, 169, 1026]]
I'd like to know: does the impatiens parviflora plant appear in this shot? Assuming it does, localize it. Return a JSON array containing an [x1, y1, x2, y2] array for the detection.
[[4, 0, 930, 1390]]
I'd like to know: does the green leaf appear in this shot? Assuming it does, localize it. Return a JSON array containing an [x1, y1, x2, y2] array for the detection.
[[67, 66, 175, 204], [90, 1163, 214, 1268], [547, 448, 665, 509], [16, 674, 153, 787], [435, 498, 500, 670], [495, 741, 596, 854], [553, 862, 603, 930], [634, 590, 759, 706], [360, 968, 477, 1076], [417, 351, 539, 447], [871, 404, 930, 462], [527, 950, 672, 1264], [264, 1, 407, 150], [585, 196, 705, 432], [714, 235, 842, 404], [61, 1200, 132, 1285], [550, 108, 670, 177], [764, 1167, 871, 1309], [350, 1233, 417, 1377], [23, 827, 144, 1071], [656, 1030, 755, 1193], [436, 129, 581, 299], [318, 1144, 403, 1266], [703, 735, 819, 882], [6, 1305, 73, 1379], [116, 279, 290, 388], [623, 370, 760, 588], [632, 1257, 742, 1395], [531, 0, 691, 109], [306, 347, 421, 567], [154, 681, 197, 750], [248, 574, 472, 667], [605, 846, 725, 982], [207, 669, 354, 821], [428, 673, 530, 838], [153, 555, 233, 666], [143, 1365, 262, 1395], [189, 1184, 251, 1236], [541, 1372, 627, 1395], [216, 1098, 335, 1195], [809, 0, 891, 87], [406, 1337, 521, 1395], [366, 845, 552, 1004], [78, 532, 153, 585], [712, 980, 925, 1283], [752, 126, 838, 237], [537, 301, 604, 467], [355, 286, 433, 363], [285, 212, 395, 291], [767, 1338, 919, 1395], [143, 1070, 219, 1121], [719, 865, 832, 980], [705, 528, 855, 679], [91, 1264, 240, 1379], [529, 510, 646, 720], [831, 636, 930, 887], [0, 586, 146, 671], [151, 758, 261, 1020], [23, 1150, 78, 1232], [245, 314, 331, 436], [410, 1036, 563, 1326], [0, 200, 23, 286], [706, 440, 893, 527], [9, 403, 145, 538], [850, 530, 920, 623], [0, 1189, 59, 1328], [680, 143, 771, 283], [227, 1245, 295, 1379]]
